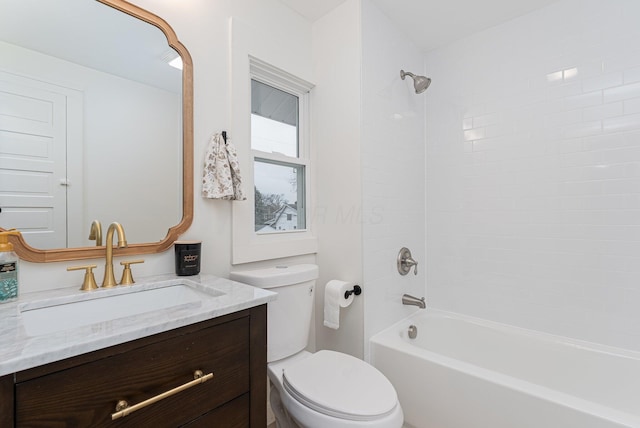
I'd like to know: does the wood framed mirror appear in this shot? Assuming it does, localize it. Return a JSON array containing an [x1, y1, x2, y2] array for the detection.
[[0, 0, 193, 262]]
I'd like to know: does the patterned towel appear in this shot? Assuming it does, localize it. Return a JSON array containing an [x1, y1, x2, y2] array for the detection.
[[202, 132, 246, 200]]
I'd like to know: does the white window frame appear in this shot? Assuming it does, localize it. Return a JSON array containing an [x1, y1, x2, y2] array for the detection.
[[231, 56, 317, 264], [253, 156, 307, 233]]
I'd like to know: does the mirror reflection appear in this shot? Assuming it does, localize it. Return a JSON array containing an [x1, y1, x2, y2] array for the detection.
[[0, 0, 183, 250]]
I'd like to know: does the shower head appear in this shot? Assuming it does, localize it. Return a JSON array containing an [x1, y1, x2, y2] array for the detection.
[[400, 70, 431, 94]]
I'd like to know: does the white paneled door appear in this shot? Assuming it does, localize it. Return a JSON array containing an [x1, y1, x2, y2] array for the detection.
[[0, 73, 68, 249]]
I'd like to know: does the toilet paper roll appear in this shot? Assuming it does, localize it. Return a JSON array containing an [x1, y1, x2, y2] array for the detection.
[[324, 280, 355, 330]]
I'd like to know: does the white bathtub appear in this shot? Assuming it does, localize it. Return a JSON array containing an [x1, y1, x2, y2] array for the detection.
[[370, 309, 640, 428]]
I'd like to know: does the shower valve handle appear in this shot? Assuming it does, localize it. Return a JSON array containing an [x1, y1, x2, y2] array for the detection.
[[405, 257, 418, 275], [398, 247, 419, 276]]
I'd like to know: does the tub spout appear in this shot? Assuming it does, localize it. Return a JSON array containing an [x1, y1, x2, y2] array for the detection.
[[402, 294, 426, 309]]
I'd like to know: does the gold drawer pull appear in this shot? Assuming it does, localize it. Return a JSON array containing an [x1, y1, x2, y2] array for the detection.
[[111, 370, 213, 420]]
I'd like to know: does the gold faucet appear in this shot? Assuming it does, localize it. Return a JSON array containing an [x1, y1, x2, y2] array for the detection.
[[88, 220, 103, 246], [102, 222, 127, 287]]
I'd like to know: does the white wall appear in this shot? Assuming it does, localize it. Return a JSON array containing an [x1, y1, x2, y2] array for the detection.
[[425, 0, 640, 351], [17, 0, 316, 293], [361, 0, 425, 360], [312, 0, 364, 358]]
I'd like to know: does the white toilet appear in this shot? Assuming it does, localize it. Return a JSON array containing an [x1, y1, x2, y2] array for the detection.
[[229, 264, 403, 428]]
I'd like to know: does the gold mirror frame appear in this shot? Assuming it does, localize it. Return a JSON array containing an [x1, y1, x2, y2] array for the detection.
[[6, 0, 193, 262]]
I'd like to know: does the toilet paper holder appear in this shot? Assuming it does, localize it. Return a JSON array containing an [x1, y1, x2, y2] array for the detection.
[[344, 285, 362, 299]]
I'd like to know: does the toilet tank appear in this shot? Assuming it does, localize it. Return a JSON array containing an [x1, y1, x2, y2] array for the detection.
[[229, 264, 319, 362]]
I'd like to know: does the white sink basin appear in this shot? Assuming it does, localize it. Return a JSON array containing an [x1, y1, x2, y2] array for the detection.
[[20, 284, 222, 336]]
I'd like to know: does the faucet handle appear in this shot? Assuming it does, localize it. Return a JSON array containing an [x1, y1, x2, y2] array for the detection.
[[67, 264, 99, 291], [397, 247, 419, 276], [119, 259, 144, 285], [406, 257, 418, 275]]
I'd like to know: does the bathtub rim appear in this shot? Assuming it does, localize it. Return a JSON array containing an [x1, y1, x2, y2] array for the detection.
[[370, 307, 640, 427], [373, 307, 640, 361]]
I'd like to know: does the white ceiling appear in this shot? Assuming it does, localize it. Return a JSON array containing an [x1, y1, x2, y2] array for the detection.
[[279, 0, 349, 23], [280, 0, 560, 52]]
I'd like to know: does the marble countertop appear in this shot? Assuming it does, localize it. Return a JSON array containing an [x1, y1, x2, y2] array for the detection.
[[0, 274, 276, 376]]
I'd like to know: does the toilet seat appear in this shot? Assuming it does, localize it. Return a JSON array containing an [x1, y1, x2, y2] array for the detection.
[[282, 350, 398, 421]]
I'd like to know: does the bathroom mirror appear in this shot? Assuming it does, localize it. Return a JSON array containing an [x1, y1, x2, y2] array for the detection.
[[0, 0, 193, 262]]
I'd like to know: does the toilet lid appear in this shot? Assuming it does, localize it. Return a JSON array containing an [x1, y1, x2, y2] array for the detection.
[[282, 350, 398, 421]]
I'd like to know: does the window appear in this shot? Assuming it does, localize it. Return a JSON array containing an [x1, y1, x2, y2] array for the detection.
[[251, 77, 309, 234], [231, 55, 316, 264]]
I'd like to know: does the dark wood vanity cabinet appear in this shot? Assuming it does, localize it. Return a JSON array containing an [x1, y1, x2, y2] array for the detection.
[[0, 305, 267, 427]]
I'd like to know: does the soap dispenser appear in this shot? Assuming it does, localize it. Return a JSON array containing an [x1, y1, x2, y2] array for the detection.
[[0, 229, 22, 303]]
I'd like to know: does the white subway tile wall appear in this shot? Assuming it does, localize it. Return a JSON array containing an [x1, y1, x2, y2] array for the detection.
[[425, 0, 640, 351], [361, 0, 425, 360]]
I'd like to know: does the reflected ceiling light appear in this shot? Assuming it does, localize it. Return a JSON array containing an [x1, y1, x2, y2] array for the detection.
[[162, 50, 183, 70], [168, 56, 183, 70]]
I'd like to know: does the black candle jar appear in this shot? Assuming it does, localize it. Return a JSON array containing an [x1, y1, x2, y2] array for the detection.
[[174, 241, 201, 276]]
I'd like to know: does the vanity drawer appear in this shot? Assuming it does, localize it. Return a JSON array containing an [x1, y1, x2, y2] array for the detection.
[[15, 316, 250, 427], [182, 393, 250, 427]]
